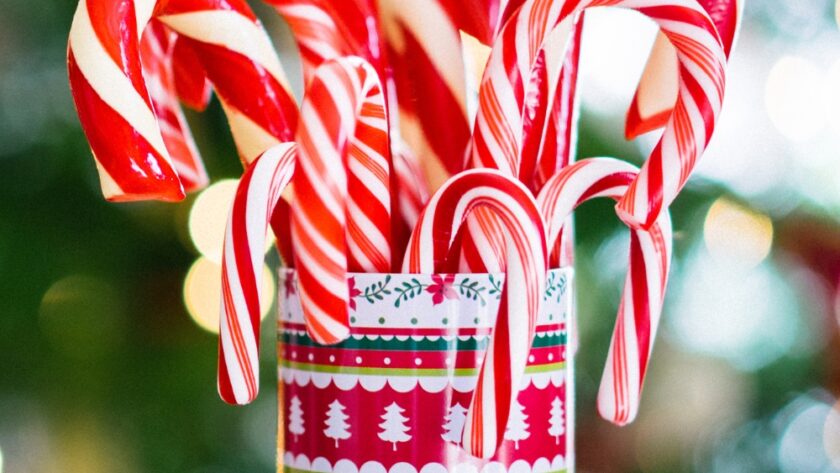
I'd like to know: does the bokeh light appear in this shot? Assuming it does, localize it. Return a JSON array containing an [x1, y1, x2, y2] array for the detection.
[[188, 179, 238, 264], [668, 251, 799, 371], [836, 0, 840, 29], [825, 59, 840, 135], [38, 275, 126, 360], [827, 400, 840, 469], [183, 257, 275, 333], [765, 56, 826, 141], [777, 395, 840, 473], [188, 178, 276, 264], [579, 8, 658, 115], [703, 197, 773, 269]]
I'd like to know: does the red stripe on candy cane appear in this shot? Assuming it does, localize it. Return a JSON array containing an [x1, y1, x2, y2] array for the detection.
[[219, 143, 297, 406], [537, 158, 673, 426], [403, 169, 547, 458], [291, 57, 391, 345]]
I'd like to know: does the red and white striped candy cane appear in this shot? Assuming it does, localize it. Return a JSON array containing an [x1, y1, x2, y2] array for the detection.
[[219, 143, 297, 406], [268, 0, 434, 260], [403, 169, 547, 459], [531, 14, 585, 194], [140, 21, 209, 192], [291, 57, 391, 345], [626, 0, 742, 138], [471, 0, 726, 230], [68, 0, 185, 201], [537, 158, 673, 426], [158, 0, 298, 163], [378, 0, 472, 191], [268, 0, 387, 82], [68, 0, 299, 201], [459, 12, 585, 273]]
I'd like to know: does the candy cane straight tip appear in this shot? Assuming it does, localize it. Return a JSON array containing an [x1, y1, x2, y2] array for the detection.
[[219, 142, 297, 406], [291, 56, 391, 345], [538, 158, 672, 427], [403, 169, 547, 458]]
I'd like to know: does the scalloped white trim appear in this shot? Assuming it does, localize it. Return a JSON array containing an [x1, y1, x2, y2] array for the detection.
[[280, 367, 565, 393], [282, 453, 567, 472]]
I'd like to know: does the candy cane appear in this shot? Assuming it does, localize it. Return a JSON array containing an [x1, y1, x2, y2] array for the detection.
[[68, 0, 185, 201], [626, 0, 742, 138], [171, 37, 212, 112], [268, 0, 386, 82], [68, 0, 299, 201], [403, 169, 547, 459], [458, 13, 583, 273], [158, 0, 298, 163], [219, 143, 297, 406], [378, 0, 472, 191], [537, 158, 673, 426], [532, 14, 585, 194], [291, 57, 391, 345], [269, 0, 440, 261], [140, 21, 209, 192], [471, 0, 726, 230], [437, 0, 504, 45]]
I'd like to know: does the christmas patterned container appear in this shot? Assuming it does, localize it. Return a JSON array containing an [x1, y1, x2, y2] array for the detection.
[[277, 268, 574, 473]]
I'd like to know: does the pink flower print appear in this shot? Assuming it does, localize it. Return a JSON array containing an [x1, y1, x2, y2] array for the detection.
[[426, 274, 458, 305], [284, 275, 296, 296], [348, 277, 362, 311]]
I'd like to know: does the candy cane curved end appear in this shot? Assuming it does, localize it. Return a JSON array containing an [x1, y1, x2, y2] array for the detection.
[[403, 169, 547, 458], [626, 0, 743, 140], [218, 142, 297, 405], [538, 157, 673, 427], [474, 0, 726, 230], [68, 0, 300, 203]]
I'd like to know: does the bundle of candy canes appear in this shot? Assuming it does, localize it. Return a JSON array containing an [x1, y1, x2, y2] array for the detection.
[[68, 0, 741, 458]]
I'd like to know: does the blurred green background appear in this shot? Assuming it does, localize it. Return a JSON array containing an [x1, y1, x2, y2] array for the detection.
[[1, 1, 840, 472]]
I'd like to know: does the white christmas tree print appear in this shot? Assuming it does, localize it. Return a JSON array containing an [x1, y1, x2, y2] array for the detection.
[[504, 399, 530, 450], [548, 396, 565, 445], [288, 395, 305, 442], [441, 402, 468, 444], [323, 399, 351, 448], [378, 402, 411, 451]]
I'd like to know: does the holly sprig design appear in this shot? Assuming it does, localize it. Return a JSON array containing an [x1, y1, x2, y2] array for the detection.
[[487, 274, 503, 300], [361, 275, 392, 303], [544, 271, 567, 303], [393, 278, 426, 308], [454, 278, 488, 306]]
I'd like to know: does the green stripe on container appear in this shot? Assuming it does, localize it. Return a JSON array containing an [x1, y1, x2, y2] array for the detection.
[[280, 360, 565, 376], [280, 332, 566, 351]]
